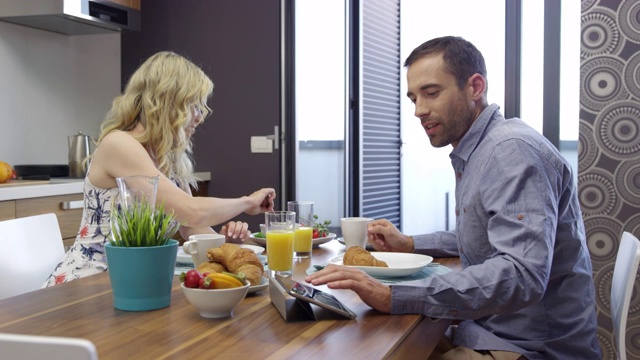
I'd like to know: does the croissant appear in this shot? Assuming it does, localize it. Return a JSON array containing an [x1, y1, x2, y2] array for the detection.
[[343, 246, 388, 267], [196, 261, 226, 274], [207, 244, 264, 285]]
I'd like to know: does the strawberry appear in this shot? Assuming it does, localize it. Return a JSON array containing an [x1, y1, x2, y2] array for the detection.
[[180, 270, 203, 289]]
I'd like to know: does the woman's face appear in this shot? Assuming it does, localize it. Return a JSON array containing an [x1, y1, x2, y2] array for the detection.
[[186, 106, 204, 137]]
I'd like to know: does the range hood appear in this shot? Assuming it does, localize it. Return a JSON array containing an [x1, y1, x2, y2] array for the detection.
[[0, 0, 140, 35]]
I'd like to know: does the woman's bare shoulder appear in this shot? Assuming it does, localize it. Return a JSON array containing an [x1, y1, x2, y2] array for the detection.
[[98, 130, 144, 152]]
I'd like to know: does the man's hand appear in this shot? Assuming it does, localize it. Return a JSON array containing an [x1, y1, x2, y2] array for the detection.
[[367, 219, 414, 253], [305, 264, 392, 313]]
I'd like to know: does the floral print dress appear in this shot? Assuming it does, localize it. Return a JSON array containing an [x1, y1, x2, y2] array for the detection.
[[43, 176, 118, 287]]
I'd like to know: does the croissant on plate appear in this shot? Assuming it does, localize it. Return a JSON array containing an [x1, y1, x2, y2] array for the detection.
[[207, 243, 264, 286], [196, 261, 226, 275], [343, 246, 388, 267]]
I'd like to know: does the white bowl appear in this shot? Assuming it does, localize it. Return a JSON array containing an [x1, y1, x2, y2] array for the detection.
[[181, 282, 250, 318]]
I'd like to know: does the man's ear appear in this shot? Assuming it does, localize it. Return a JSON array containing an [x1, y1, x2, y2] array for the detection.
[[468, 73, 486, 100]]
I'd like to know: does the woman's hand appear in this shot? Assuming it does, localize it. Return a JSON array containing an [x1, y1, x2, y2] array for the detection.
[[220, 221, 250, 243], [305, 264, 392, 313], [244, 188, 276, 215]]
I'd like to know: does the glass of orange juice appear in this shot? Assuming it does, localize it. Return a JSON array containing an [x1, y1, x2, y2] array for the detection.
[[265, 211, 296, 277], [287, 201, 314, 259]]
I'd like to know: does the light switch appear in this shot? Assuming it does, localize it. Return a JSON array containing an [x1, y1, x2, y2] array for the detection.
[[251, 136, 273, 153]]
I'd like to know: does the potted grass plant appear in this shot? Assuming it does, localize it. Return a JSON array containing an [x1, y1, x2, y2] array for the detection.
[[109, 200, 179, 248], [105, 176, 181, 311]]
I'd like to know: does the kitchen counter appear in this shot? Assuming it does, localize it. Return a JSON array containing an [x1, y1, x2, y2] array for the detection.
[[0, 179, 84, 201], [0, 172, 211, 201]]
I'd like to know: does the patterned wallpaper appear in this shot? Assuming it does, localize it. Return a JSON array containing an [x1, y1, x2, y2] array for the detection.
[[580, 0, 640, 359]]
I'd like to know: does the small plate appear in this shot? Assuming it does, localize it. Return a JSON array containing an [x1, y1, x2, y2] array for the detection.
[[247, 277, 269, 294], [240, 244, 265, 255], [328, 252, 433, 278], [176, 248, 192, 264], [249, 232, 336, 248]]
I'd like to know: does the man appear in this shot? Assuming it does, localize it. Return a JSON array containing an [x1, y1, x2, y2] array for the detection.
[[306, 36, 601, 359]]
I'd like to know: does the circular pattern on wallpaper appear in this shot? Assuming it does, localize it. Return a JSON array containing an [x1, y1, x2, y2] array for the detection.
[[628, 324, 640, 357], [619, 0, 640, 42], [581, 8, 622, 59], [579, 170, 622, 217], [596, 327, 615, 360], [625, 213, 640, 237], [584, 216, 623, 266], [593, 262, 614, 310], [579, 120, 599, 171], [580, 56, 628, 112], [594, 101, 640, 159], [624, 51, 640, 95], [581, 0, 599, 13], [614, 160, 640, 205]]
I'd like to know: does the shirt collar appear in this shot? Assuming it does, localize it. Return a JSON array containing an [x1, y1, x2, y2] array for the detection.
[[450, 103, 502, 162]]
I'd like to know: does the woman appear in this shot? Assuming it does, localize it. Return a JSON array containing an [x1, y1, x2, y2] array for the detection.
[[44, 51, 275, 286]]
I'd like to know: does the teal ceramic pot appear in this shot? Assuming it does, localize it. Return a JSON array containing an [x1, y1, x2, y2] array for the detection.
[[105, 240, 178, 311]]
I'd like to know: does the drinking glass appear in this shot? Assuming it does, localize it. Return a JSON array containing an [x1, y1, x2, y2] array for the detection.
[[265, 211, 296, 277], [287, 201, 314, 259], [115, 175, 159, 211]]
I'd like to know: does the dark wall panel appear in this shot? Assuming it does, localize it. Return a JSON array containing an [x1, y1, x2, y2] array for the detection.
[[121, 0, 282, 230]]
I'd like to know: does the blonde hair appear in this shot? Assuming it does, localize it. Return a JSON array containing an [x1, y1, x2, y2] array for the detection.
[[98, 51, 213, 189]]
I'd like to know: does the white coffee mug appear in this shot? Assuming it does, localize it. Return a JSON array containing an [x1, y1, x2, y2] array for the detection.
[[341, 217, 373, 250], [182, 234, 225, 266]]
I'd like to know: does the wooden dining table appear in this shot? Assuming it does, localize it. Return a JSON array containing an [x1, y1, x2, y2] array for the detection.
[[0, 240, 460, 359]]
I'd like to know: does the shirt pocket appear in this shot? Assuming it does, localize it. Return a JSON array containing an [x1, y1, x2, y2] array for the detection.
[[457, 201, 494, 259]]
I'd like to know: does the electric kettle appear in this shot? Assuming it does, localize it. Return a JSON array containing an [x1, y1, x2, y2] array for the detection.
[[68, 131, 92, 178]]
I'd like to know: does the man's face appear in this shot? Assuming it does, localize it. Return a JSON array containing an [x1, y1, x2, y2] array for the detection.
[[406, 54, 476, 148]]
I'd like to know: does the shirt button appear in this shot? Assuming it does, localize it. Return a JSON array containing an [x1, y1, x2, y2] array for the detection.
[[517, 214, 524, 220], [455, 209, 460, 216], [457, 172, 462, 178], [463, 208, 467, 213]]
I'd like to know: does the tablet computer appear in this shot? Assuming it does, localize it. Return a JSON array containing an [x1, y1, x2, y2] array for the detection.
[[275, 275, 357, 320]]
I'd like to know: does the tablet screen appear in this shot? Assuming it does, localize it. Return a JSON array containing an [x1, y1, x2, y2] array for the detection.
[[275, 276, 357, 319]]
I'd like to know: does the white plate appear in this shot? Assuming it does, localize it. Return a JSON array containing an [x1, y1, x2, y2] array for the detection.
[[240, 244, 265, 255], [336, 237, 374, 250], [328, 252, 433, 278], [176, 244, 264, 265], [247, 277, 269, 294], [176, 248, 192, 264], [249, 232, 336, 248]]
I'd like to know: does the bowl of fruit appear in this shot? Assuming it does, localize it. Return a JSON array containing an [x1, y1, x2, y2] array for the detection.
[[180, 270, 250, 318]]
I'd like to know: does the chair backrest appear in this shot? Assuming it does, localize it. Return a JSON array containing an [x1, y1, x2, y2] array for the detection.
[[0, 213, 65, 300], [0, 333, 98, 360], [611, 231, 640, 360]]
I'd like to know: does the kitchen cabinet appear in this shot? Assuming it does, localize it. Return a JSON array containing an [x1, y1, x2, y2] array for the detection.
[[0, 194, 83, 248], [108, 0, 141, 10], [0, 200, 16, 221]]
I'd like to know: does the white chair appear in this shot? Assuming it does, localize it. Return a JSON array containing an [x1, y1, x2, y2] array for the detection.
[[0, 333, 98, 360], [0, 213, 65, 300], [611, 231, 640, 360]]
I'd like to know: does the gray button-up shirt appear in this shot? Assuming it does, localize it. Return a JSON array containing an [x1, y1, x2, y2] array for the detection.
[[391, 104, 601, 359]]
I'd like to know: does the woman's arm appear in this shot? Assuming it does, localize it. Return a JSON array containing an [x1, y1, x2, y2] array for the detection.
[[89, 131, 275, 228]]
